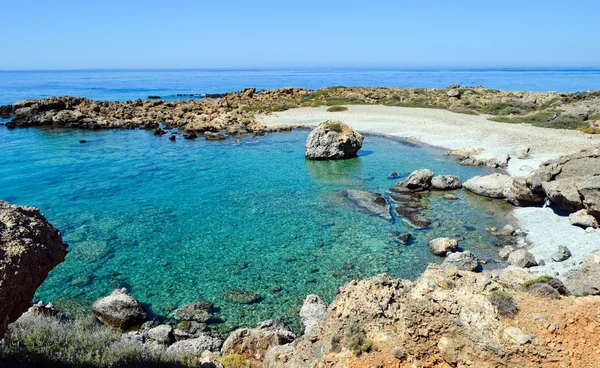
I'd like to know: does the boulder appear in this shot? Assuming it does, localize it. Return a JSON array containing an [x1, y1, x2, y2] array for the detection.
[[431, 175, 462, 190], [0, 201, 68, 338], [428, 238, 458, 256], [503, 177, 545, 206], [147, 324, 175, 345], [562, 262, 600, 296], [221, 327, 296, 360], [205, 131, 226, 140], [166, 334, 224, 357], [447, 89, 461, 98], [551, 246, 572, 262], [569, 209, 599, 229], [464, 173, 513, 199], [299, 295, 328, 336], [92, 288, 148, 330], [441, 251, 479, 271], [305, 121, 363, 160], [343, 190, 391, 220], [256, 317, 293, 333], [396, 169, 435, 191], [498, 246, 515, 259], [507, 249, 537, 268]]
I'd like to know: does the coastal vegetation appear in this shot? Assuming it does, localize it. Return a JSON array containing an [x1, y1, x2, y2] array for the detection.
[[488, 290, 518, 317], [326, 106, 348, 112]]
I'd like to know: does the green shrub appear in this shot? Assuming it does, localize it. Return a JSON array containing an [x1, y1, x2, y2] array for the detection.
[[449, 107, 478, 115], [0, 313, 195, 367], [577, 127, 600, 134], [324, 121, 344, 133], [521, 275, 554, 288], [219, 354, 250, 368], [488, 290, 518, 317], [327, 106, 348, 112], [481, 102, 527, 115], [344, 320, 373, 356]]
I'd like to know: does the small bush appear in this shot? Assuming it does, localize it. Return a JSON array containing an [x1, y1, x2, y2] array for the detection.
[[521, 275, 554, 288], [324, 121, 344, 133], [219, 354, 250, 368], [449, 107, 478, 115], [327, 106, 348, 112], [481, 102, 524, 116], [344, 320, 373, 356], [488, 290, 518, 317]]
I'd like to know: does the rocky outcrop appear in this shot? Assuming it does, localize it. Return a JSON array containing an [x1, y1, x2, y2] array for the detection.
[[166, 334, 224, 357], [526, 148, 600, 218], [441, 251, 479, 271], [569, 209, 599, 228], [0, 104, 13, 119], [463, 173, 513, 199], [221, 321, 296, 360], [299, 295, 328, 336], [343, 190, 391, 220], [92, 288, 148, 330], [0, 201, 68, 338], [305, 121, 363, 159]]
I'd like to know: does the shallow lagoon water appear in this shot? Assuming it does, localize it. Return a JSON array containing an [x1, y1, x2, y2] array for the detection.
[[0, 126, 512, 331]]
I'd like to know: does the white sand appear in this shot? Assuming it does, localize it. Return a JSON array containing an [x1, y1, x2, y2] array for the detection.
[[261, 105, 600, 276], [260, 105, 600, 177]]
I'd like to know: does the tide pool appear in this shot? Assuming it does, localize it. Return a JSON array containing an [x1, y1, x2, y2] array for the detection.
[[0, 127, 512, 331]]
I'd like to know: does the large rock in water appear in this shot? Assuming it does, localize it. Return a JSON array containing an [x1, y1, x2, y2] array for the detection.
[[92, 288, 148, 330], [299, 295, 328, 336], [527, 148, 600, 218], [0, 201, 68, 338], [305, 121, 363, 160], [463, 173, 513, 199]]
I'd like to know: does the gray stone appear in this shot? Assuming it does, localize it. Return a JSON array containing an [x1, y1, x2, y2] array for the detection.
[[256, 317, 293, 333], [507, 249, 538, 268], [551, 246, 572, 262], [299, 295, 328, 336], [431, 175, 462, 190], [569, 209, 599, 229], [428, 238, 458, 256], [396, 169, 435, 191], [504, 327, 531, 345], [166, 334, 223, 357], [498, 246, 515, 259], [441, 251, 479, 271], [148, 324, 175, 345], [563, 262, 600, 296], [464, 173, 513, 199], [305, 121, 363, 160], [343, 190, 391, 220], [92, 289, 147, 330]]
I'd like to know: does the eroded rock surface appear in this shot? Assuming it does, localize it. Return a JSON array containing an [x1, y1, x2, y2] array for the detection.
[[305, 121, 363, 160], [92, 288, 148, 330], [0, 200, 67, 338]]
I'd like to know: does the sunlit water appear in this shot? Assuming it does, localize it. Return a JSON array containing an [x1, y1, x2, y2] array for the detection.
[[0, 125, 513, 331]]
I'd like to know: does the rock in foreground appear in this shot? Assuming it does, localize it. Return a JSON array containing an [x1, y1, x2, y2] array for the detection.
[[92, 289, 148, 330], [0, 200, 68, 338], [305, 121, 363, 160]]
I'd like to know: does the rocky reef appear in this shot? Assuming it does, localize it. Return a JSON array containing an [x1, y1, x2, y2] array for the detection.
[[0, 200, 67, 338]]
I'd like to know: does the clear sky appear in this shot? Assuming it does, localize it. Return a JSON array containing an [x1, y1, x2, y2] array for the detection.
[[1, 0, 598, 70]]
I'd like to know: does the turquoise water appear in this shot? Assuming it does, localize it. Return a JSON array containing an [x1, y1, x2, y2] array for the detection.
[[1, 68, 599, 105], [0, 126, 512, 330]]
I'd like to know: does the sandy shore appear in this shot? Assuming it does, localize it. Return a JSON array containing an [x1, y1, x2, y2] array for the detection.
[[260, 105, 600, 177], [261, 105, 600, 278]]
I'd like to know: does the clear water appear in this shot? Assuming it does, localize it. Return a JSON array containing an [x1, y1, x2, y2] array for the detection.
[[1, 68, 599, 105], [0, 125, 512, 330]]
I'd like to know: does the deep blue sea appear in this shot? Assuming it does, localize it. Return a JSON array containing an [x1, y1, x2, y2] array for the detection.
[[0, 67, 580, 330], [1, 68, 599, 105]]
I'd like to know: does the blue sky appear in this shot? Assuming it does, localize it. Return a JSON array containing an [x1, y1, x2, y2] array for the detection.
[[1, 0, 598, 70]]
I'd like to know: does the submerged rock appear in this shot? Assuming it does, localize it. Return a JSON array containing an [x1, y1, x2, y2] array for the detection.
[[428, 238, 458, 256], [219, 289, 262, 304], [174, 301, 214, 322], [0, 201, 68, 338], [343, 190, 391, 220], [92, 288, 148, 330], [396, 233, 413, 245], [305, 121, 363, 160]]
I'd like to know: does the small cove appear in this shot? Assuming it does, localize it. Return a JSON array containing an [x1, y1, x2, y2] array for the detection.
[[0, 126, 513, 331]]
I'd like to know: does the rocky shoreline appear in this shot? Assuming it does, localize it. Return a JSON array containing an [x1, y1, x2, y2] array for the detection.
[[1, 88, 600, 367]]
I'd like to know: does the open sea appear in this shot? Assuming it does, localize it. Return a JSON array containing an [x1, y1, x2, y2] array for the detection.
[[0, 68, 590, 331]]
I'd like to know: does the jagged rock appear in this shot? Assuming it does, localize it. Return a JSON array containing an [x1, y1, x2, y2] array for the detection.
[[569, 209, 599, 229], [174, 320, 207, 341], [154, 128, 166, 136], [305, 121, 363, 160], [503, 327, 530, 345], [256, 317, 293, 333], [447, 89, 461, 98], [148, 324, 175, 345], [428, 238, 458, 256], [507, 249, 537, 268], [395, 169, 434, 191], [92, 289, 148, 330], [464, 173, 513, 199], [0, 201, 67, 338], [503, 177, 545, 206], [166, 334, 224, 357], [551, 245, 572, 262], [221, 328, 296, 360], [343, 190, 391, 220], [205, 131, 226, 140], [498, 246, 515, 259], [563, 262, 600, 296], [441, 251, 479, 271], [527, 148, 600, 218], [431, 175, 462, 190], [299, 295, 328, 336], [485, 154, 511, 168], [0, 104, 13, 119]]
